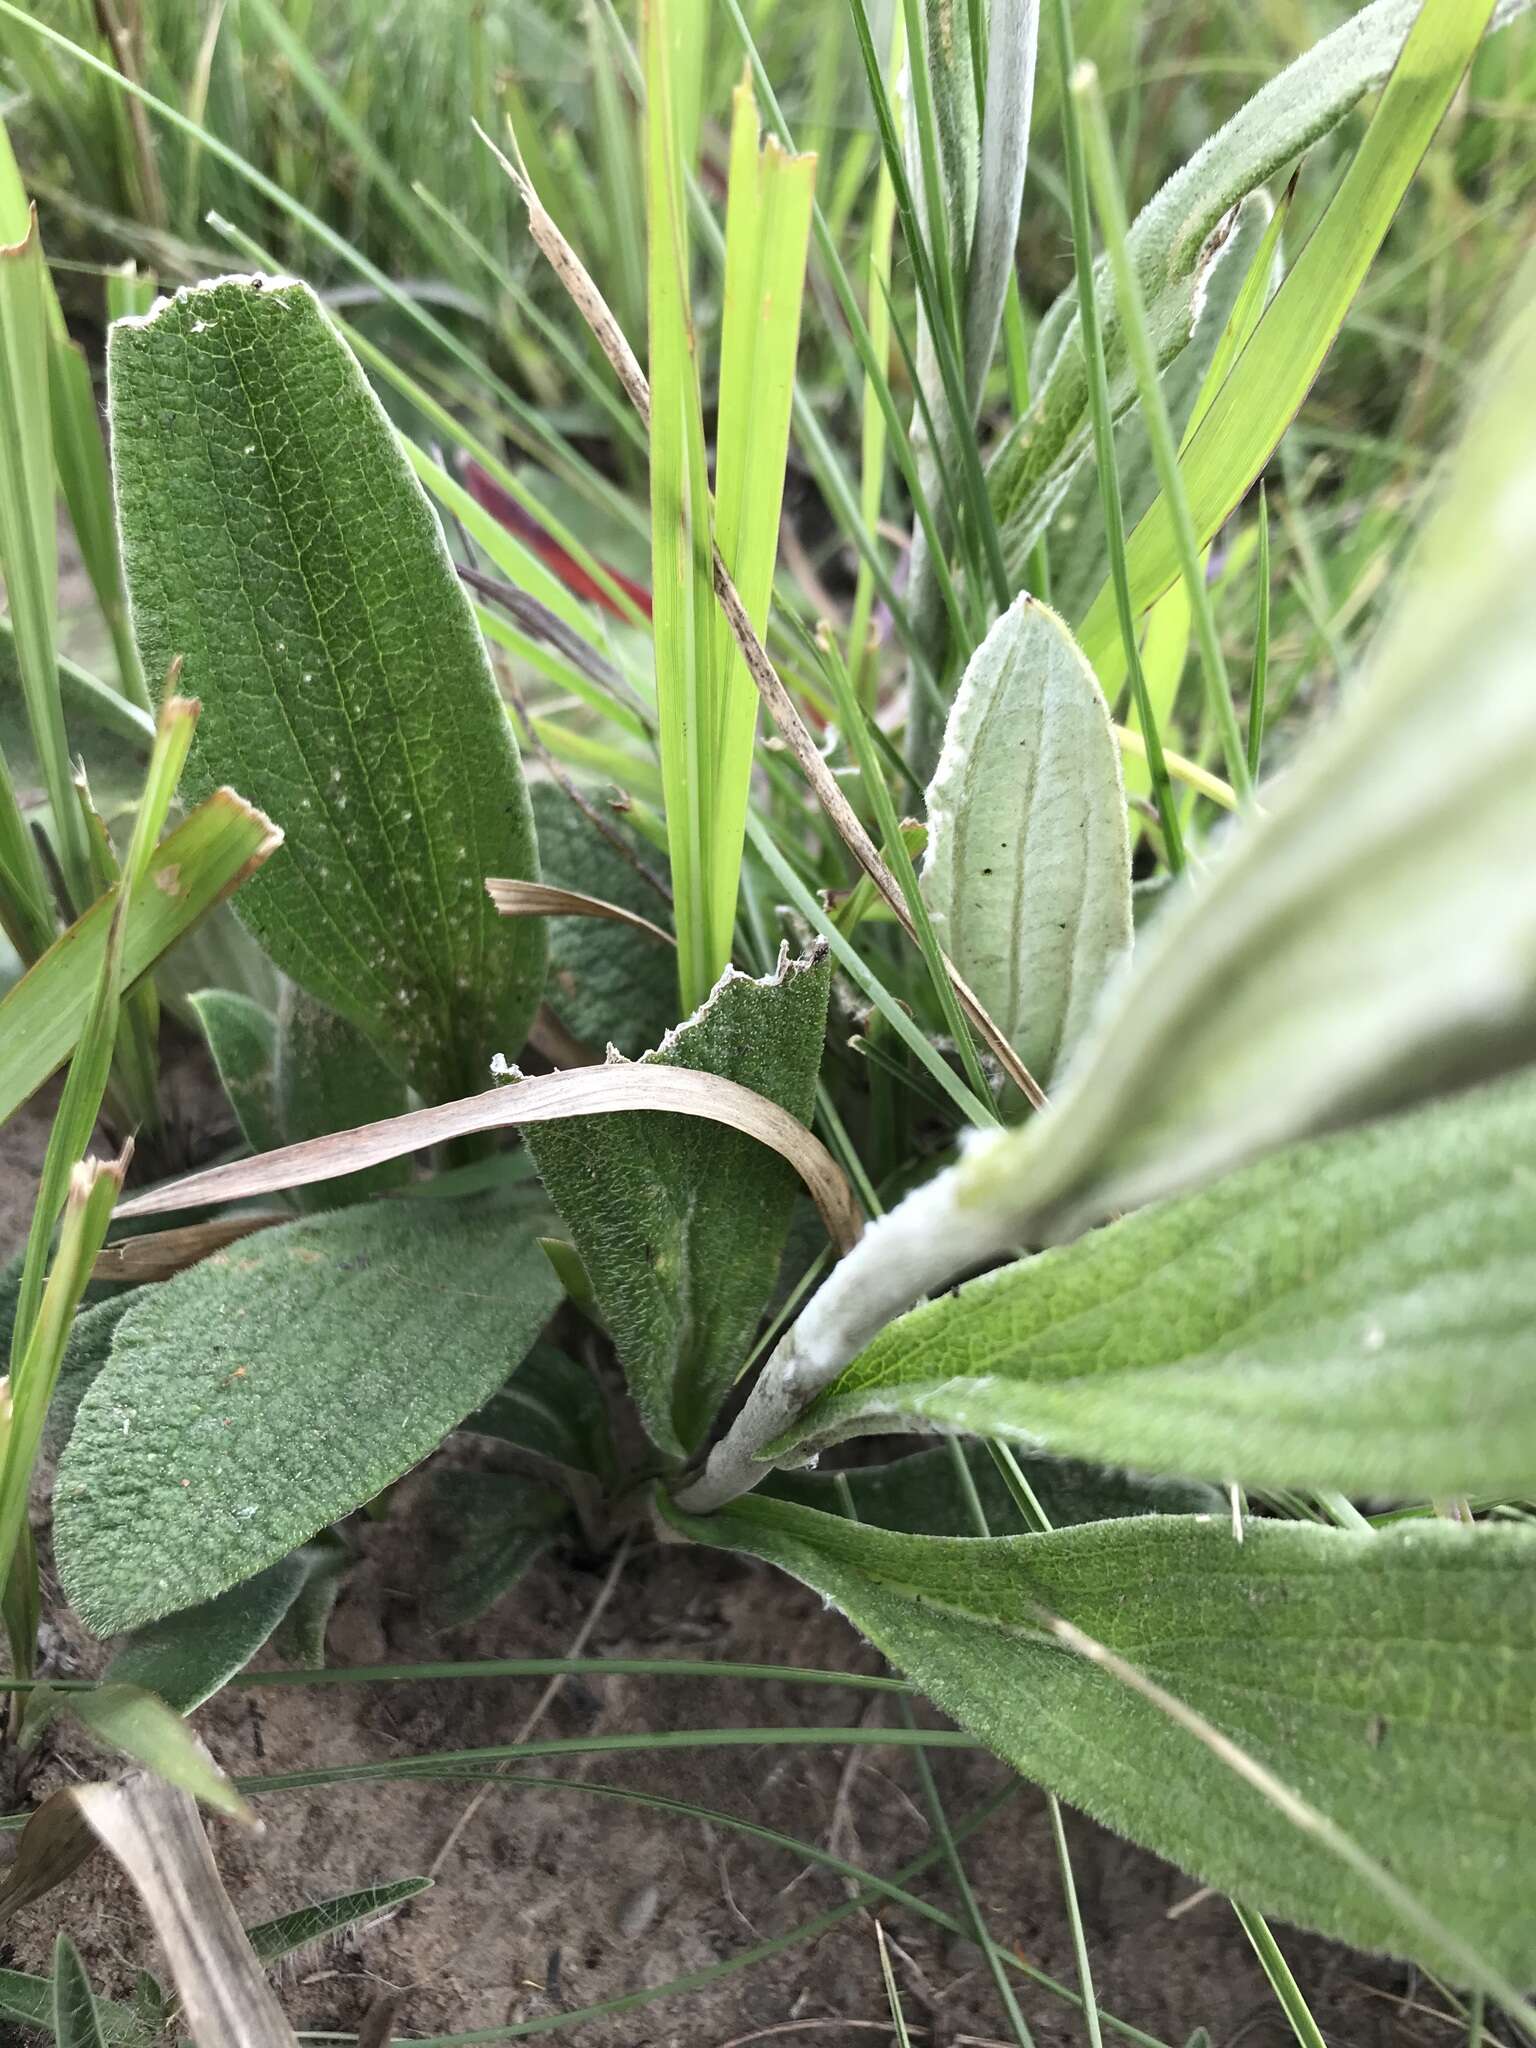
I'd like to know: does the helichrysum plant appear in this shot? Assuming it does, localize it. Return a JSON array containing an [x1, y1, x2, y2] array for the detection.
[[1, 0, 1535, 2036]]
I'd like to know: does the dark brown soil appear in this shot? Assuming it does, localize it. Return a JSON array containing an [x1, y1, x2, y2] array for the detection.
[[0, 1097, 1463, 2047]]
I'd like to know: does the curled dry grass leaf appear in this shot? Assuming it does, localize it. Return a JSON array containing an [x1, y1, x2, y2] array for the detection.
[[484, 877, 675, 948], [114, 1063, 864, 1256]]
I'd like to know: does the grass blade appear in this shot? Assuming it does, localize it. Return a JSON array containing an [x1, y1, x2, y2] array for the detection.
[[709, 74, 815, 982], [1045, 0, 1185, 869], [646, 0, 720, 1011], [74, 1774, 295, 2047], [0, 787, 282, 1128], [0, 119, 94, 913], [1077, 0, 1500, 668], [1075, 61, 1252, 804]]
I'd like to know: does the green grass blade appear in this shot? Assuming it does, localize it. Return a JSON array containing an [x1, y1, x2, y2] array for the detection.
[[9, 696, 199, 1365], [848, 7, 904, 695], [708, 76, 815, 980], [46, 323, 148, 711], [1045, 0, 1184, 871], [1231, 1903, 1329, 2048], [646, 0, 721, 1011], [1074, 62, 1252, 804], [744, 809, 994, 1129], [1247, 485, 1272, 781], [965, 0, 1040, 411], [813, 627, 994, 1112], [0, 1152, 125, 1604], [0, 120, 94, 914], [1077, 0, 1499, 669], [0, 787, 280, 1129]]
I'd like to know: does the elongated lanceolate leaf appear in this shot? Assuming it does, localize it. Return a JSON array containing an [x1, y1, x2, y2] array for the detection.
[[990, 0, 1531, 582], [109, 277, 544, 1103], [671, 1497, 1536, 1980], [428, 1470, 569, 1627], [245, 1878, 431, 1967], [922, 595, 1130, 1089], [51, 1936, 110, 2048], [782, 1072, 1536, 1497], [465, 1341, 614, 1481], [55, 1202, 562, 1632], [192, 989, 281, 1156], [526, 947, 832, 1456], [0, 1962, 140, 2044]]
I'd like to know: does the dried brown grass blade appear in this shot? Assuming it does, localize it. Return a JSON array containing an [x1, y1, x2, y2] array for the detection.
[[73, 1771, 297, 2047], [115, 1066, 863, 1253], [92, 1212, 290, 1283], [476, 120, 1046, 1113], [485, 878, 674, 946]]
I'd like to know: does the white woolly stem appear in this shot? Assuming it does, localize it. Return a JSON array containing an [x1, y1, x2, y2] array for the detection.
[[673, 1139, 1017, 1513]]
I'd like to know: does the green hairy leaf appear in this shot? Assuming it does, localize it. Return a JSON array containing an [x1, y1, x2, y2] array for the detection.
[[54, 1202, 563, 1632], [428, 1470, 570, 1627], [268, 1533, 350, 1669], [105, 1548, 333, 1712], [530, 784, 677, 1061], [192, 989, 282, 1156], [766, 1443, 1220, 1536], [922, 595, 1131, 1089], [274, 982, 410, 1208], [672, 1496, 1536, 1979], [0, 1963, 141, 2045], [962, 276, 1536, 1241], [990, 0, 1531, 581], [783, 1072, 1536, 1497], [525, 946, 831, 1456], [675, 253, 1536, 1518], [464, 1340, 614, 1481], [109, 276, 545, 1103]]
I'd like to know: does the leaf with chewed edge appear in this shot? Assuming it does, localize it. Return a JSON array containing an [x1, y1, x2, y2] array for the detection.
[[525, 946, 832, 1455]]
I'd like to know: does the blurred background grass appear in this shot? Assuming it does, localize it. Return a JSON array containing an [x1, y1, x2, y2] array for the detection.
[[5, 0, 1534, 804]]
